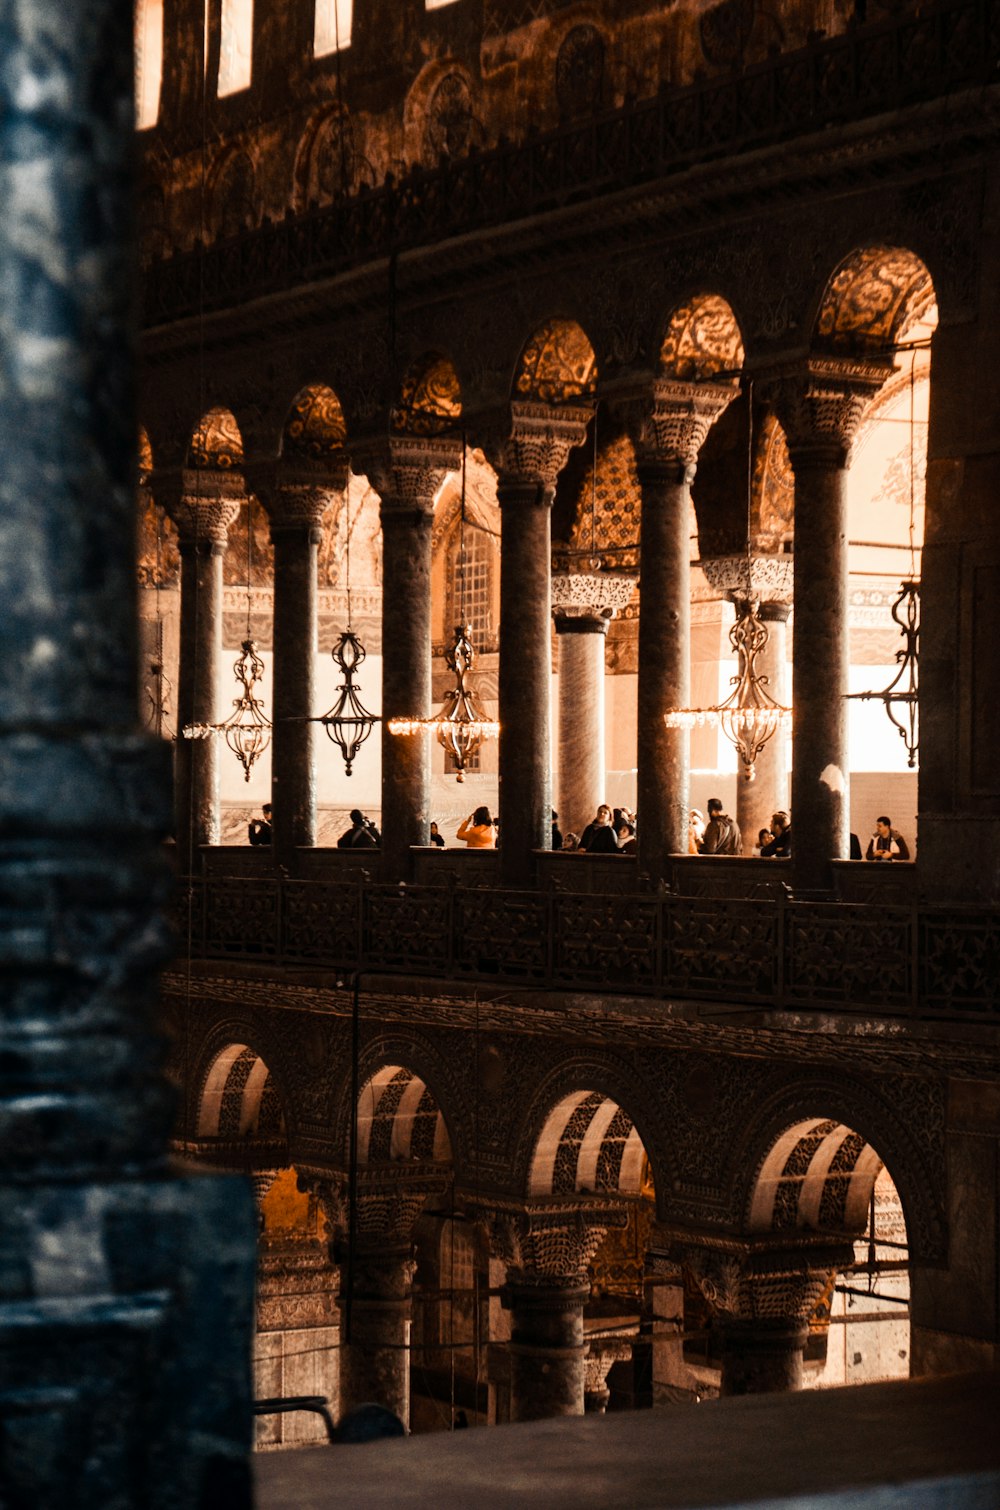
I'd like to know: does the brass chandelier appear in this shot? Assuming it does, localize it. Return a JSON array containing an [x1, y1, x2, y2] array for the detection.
[[183, 499, 272, 781], [314, 486, 379, 775], [388, 442, 498, 782]]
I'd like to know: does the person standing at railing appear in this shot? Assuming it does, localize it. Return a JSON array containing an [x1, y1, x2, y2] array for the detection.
[[338, 809, 380, 848], [866, 816, 910, 861], [760, 811, 791, 857], [429, 821, 445, 848], [699, 797, 743, 856], [457, 806, 497, 849], [248, 802, 272, 846]]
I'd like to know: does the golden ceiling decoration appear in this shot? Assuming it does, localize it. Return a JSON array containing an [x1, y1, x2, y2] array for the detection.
[[392, 354, 462, 435], [283, 383, 348, 457], [136, 496, 180, 588], [816, 246, 935, 353], [756, 413, 794, 551], [189, 407, 244, 470], [138, 427, 154, 480], [567, 432, 641, 569], [660, 294, 744, 382], [515, 319, 597, 405]]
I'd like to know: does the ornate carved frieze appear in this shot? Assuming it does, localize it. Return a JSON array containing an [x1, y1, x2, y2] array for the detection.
[[257, 1243, 340, 1333], [484, 401, 591, 493]]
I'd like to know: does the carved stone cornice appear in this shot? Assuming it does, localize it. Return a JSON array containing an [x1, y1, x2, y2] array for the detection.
[[611, 378, 736, 479], [482, 401, 592, 495], [676, 1234, 854, 1325], [478, 1198, 629, 1283], [759, 354, 893, 466], [700, 555, 794, 605], [354, 435, 461, 518]]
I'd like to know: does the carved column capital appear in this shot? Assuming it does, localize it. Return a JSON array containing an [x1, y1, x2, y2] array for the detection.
[[296, 1171, 349, 1243], [584, 1334, 634, 1411], [679, 1235, 853, 1327], [699, 554, 795, 606], [162, 468, 243, 548], [355, 435, 461, 518], [758, 354, 892, 466], [483, 401, 591, 497], [482, 1200, 628, 1284], [612, 377, 736, 481], [551, 572, 637, 633], [249, 458, 349, 537]]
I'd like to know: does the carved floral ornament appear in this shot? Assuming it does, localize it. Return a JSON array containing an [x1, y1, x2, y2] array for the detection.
[[815, 246, 936, 354], [614, 378, 737, 471], [759, 354, 894, 458], [551, 572, 637, 616], [486, 401, 592, 490], [700, 555, 794, 604], [660, 294, 745, 384], [392, 355, 462, 437], [515, 319, 598, 407], [682, 1238, 855, 1324], [477, 1200, 629, 1281], [188, 407, 244, 471], [282, 384, 348, 459]]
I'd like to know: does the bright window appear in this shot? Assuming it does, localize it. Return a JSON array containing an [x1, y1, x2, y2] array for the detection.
[[135, 0, 164, 129], [314, 0, 352, 55], [217, 0, 253, 96], [426, 0, 461, 8]]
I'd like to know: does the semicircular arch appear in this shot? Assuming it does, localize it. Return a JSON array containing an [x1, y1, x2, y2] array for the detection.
[[512, 318, 598, 406], [658, 291, 745, 383], [812, 245, 937, 355]]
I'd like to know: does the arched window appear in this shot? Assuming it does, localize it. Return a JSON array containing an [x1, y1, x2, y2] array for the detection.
[[447, 526, 495, 649], [135, 0, 164, 129], [314, 0, 352, 55], [217, 0, 253, 97]]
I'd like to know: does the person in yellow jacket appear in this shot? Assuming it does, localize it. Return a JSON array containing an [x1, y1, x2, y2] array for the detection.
[[457, 806, 497, 849]]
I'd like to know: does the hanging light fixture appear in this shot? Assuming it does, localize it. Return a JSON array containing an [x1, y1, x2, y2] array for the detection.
[[183, 497, 272, 781], [315, 486, 379, 775], [143, 501, 175, 739], [388, 440, 498, 782], [663, 379, 791, 782], [845, 351, 921, 769]]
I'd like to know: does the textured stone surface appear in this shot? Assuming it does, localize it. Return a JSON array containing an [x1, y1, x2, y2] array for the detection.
[[254, 1370, 1000, 1508]]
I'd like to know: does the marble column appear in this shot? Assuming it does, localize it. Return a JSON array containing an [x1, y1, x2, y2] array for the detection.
[[486, 403, 590, 885], [683, 1238, 853, 1396], [258, 465, 345, 856], [700, 556, 794, 852], [0, 4, 256, 1501], [359, 440, 460, 882], [622, 381, 735, 883], [489, 1202, 625, 1421], [552, 573, 636, 838], [767, 357, 890, 892], [167, 477, 242, 857]]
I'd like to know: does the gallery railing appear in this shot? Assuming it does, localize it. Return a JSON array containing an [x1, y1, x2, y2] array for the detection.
[[176, 874, 1000, 1023], [142, 0, 998, 327]]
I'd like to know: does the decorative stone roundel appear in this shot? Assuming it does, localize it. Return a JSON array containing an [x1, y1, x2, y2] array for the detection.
[[426, 72, 476, 160], [555, 25, 605, 118]]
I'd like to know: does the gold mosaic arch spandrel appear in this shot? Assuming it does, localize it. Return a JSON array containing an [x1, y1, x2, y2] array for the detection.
[[188, 407, 244, 470], [282, 384, 348, 458], [756, 413, 794, 550], [567, 432, 641, 570], [815, 246, 936, 353], [392, 353, 462, 437], [515, 319, 597, 406], [659, 294, 744, 382]]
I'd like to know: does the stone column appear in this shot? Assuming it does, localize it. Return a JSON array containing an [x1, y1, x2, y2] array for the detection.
[[700, 556, 794, 851], [486, 403, 590, 885], [0, 4, 257, 1501], [683, 1238, 853, 1395], [766, 357, 890, 892], [621, 381, 735, 884], [166, 478, 241, 857], [490, 1202, 626, 1421], [358, 440, 460, 882], [257, 464, 346, 857], [552, 573, 636, 838]]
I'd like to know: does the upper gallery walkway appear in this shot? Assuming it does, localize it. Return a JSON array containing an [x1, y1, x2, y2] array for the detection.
[[178, 849, 999, 1028]]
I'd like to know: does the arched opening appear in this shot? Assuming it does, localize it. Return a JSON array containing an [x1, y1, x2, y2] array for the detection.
[[718, 1117, 911, 1394], [526, 1089, 656, 1414], [187, 407, 245, 471], [134, 0, 164, 129], [813, 246, 937, 842], [659, 292, 744, 382], [281, 383, 348, 458], [197, 1042, 287, 1141]]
